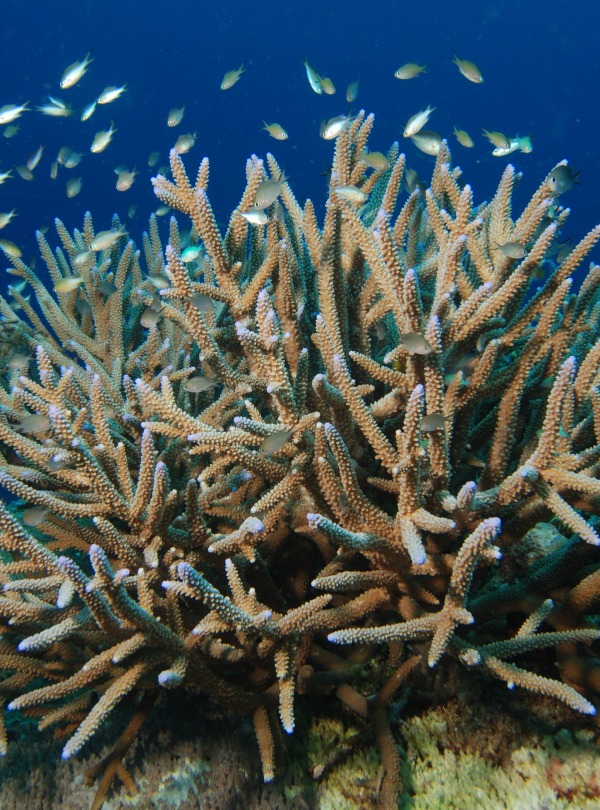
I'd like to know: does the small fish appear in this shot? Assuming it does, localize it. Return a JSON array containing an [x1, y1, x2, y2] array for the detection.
[[189, 292, 214, 312], [65, 176, 82, 198], [404, 105, 436, 138], [556, 244, 573, 263], [140, 307, 163, 327], [253, 172, 288, 210], [3, 124, 20, 138], [57, 147, 70, 165], [394, 63, 427, 80], [0, 102, 29, 125], [303, 58, 323, 94], [102, 404, 117, 420], [183, 376, 219, 393], [147, 151, 161, 167], [263, 122, 288, 140], [22, 506, 48, 527], [320, 114, 351, 140], [359, 151, 390, 171], [548, 163, 581, 194], [80, 100, 97, 121], [90, 227, 127, 251], [55, 276, 84, 293], [98, 280, 118, 296], [50, 161, 58, 180], [49, 95, 70, 110], [491, 139, 520, 157], [517, 135, 533, 153], [16, 415, 50, 434], [346, 78, 359, 102], [60, 52, 93, 89], [90, 122, 117, 153], [37, 100, 72, 117], [146, 272, 169, 290], [476, 335, 489, 353], [173, 132, 196, 154], [492, 241, 526, 259], [115, 166, 138, 192], [97, 85, 127, 105], [375, 322, 387, 342], [73, 249, 93, 267], [482, 129, 510, 149], [167, 106, 185, 127], [320, 77, 336, 95], [421, 413, 450, 432], [181, 245, 203, 263], [259, 428, 293, 455], [15, 165, 34, 181], [240, 209, 270, 225], [410, 130, 443, 156], [453, 127, 474, 148], [64, 151, 83, 169], [0, 170, 13, 184], [398, 333, 433, 355], [220, 62, 247, 90], [155, 204, 170, 217], [0, 238, 21, 258], [0, 210, 17, 229], [465, 456, 485, 469], [7, 352, 30, 370], [334, 185, 368, 203], [451, 54, 484, 83]]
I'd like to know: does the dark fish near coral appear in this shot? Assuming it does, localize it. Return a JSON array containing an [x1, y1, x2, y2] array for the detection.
[[15, 414, 50, 433], [398, 333, 434, 355], [253, 172, 288, 210], [98, 281, 118, 296], [140, 307, 163, 327], [22, 506, 48, 527], [548, 164, 581, 194], [492, 241, 527, 259], [410, 130, 443, 156], [421, 413, 450, 432], [183, 376, 218, 393], [259, 428, 293, 455], [189, 292, 214, 313]]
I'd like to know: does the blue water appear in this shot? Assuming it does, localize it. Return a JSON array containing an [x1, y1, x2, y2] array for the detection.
[[1, 0, 598, 275]]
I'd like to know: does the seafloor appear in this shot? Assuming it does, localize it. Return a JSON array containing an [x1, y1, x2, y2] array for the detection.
[[0, 670, 598, 809]]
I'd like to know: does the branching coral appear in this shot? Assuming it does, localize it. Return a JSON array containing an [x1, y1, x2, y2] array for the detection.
[[0, 112, 598, 808]]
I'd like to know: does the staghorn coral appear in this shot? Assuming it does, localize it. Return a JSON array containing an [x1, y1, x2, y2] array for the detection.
[[0, 111, 598, 807]]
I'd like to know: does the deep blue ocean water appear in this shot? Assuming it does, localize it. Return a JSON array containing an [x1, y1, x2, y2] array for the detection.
[[1, 0, 598, 283]]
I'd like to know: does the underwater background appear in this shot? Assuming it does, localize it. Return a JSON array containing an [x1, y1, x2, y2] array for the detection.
[[0, 0, 599, 280]]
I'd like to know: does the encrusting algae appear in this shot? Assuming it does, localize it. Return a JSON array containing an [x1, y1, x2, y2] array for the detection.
[[0, 111, 598, 808]]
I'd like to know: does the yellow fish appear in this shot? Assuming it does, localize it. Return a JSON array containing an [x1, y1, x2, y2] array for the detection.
[[90, 122, 117, 153], [263, 122, 288, 140], [60, 51, 93, 89], [220, 62, 248, 90], [451, 54, 484, 83], [394, 63, 427, 80], [453, 127, 474, 148]]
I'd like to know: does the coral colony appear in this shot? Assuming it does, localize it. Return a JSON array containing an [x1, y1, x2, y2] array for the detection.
[[0, 113, 598, 807]]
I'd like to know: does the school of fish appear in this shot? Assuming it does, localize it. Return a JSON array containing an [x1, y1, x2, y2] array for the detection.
[[0, 45, 580, 291]]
